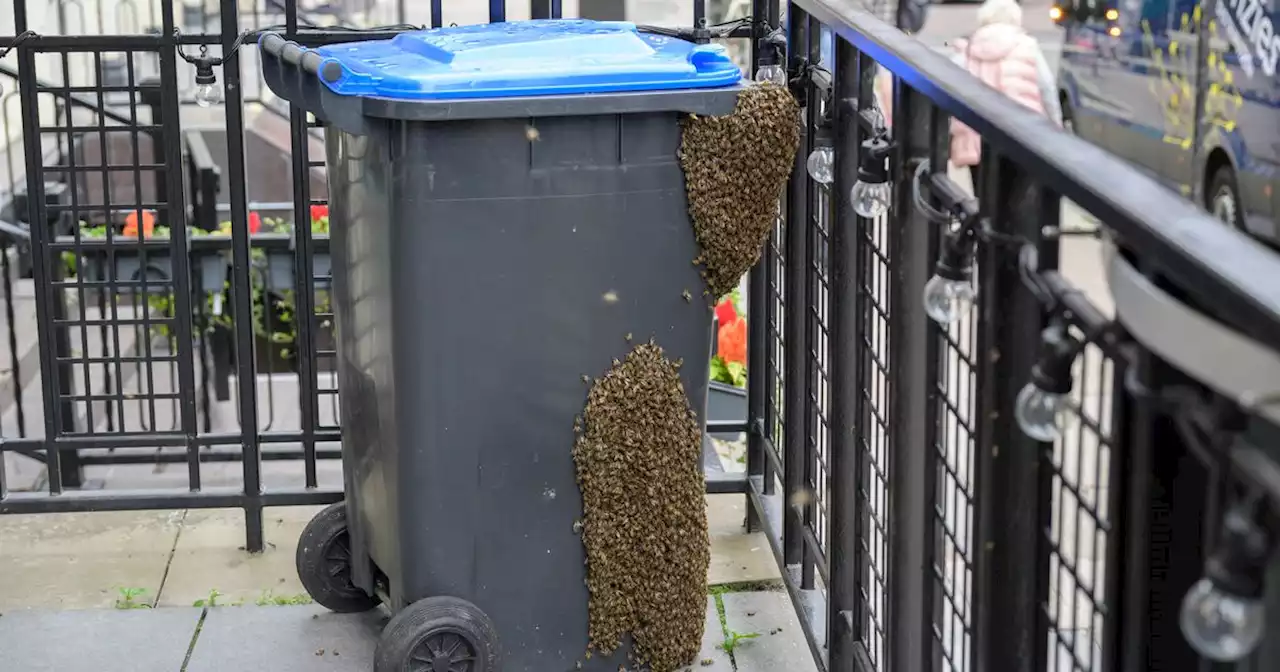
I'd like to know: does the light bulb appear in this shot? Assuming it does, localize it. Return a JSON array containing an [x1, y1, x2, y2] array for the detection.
[[755, 64, 787, 86], [922, 274, 975, 325], [1179, 577, 1266, 662], [1014, 382, 1068, 442], [806, 146, 834, 185], [850, 179, 891, 218], [194, 82, 222, 107]]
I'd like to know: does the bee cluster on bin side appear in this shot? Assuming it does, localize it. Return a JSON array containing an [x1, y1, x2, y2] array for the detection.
[[571, 82, 800, 672], [573, 341, 709, 671], [678, 82, 801, 299]]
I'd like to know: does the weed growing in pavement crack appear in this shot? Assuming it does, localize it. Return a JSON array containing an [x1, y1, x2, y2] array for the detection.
[[114, 586, 152, 609], [255, 590, 313, 606], [719, 629, 760, 655]]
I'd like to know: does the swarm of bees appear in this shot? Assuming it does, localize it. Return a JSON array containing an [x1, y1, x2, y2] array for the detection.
[[678, 83, 801, 298], [572, 340, 709, 672]]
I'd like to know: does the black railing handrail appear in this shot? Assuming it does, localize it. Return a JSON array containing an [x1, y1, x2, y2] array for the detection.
[[799, 0, 1280, 347]]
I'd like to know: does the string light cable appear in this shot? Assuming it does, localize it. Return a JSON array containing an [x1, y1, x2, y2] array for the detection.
[[174, 22, 424, 107], [0, 30, 37, 61], [0, 30, 37, 96], [638, 16, 753, 42]]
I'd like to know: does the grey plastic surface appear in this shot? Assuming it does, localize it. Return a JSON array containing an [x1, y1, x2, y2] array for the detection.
[[81, 252, 226, 293], [359, 86, 742, 122], [1104, 238, 1280, 426], [326, 106, 716, 669], [265, 250, 330, 292]]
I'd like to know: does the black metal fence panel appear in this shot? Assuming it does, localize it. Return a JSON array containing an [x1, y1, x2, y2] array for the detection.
[[2, 1, 1280, 672]]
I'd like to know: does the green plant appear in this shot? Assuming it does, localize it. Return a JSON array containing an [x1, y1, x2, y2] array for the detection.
[[60, 214, 334, 361], [192, 588, 222, 608], [114, 586, 152, 609], [719, 629, 760, 654]]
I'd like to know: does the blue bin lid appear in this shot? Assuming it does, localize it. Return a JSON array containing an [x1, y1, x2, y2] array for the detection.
[[308, 19, 742, 100]]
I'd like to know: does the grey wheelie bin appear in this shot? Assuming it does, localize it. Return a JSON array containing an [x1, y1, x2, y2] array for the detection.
[[258, 18, 742, 672]]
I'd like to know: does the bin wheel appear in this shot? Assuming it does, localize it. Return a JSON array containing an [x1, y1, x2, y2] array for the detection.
[[375, 596, 499, 672], [296, 501, 380, 613]]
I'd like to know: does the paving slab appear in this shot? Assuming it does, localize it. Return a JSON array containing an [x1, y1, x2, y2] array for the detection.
[[722, 590, 820, 672], [183, 597, 737, 671], [157, 505, 323, 607], [0, 510, 182, 610], [0, 607, 202, 672], [693, 595, 734, 672], [706, 494, 781, 586], [184, 604, 387, 672]]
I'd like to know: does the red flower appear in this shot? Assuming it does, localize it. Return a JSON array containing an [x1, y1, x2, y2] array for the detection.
[[715, 297, 737, 326], [717, 316, 747, 366], [248, 212, 261, 234], [123, 209, 155, 238], [310, 204, 329, 222]]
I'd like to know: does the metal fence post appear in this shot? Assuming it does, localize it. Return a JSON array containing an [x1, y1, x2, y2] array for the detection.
[[530, 0, 553, 19], [213, 0, 266, 553], [744, 0, 776, 535], [1115, 342, 1208, 672], [826, 34, 862, 671], [884, 82, 933, 672], [42, 186, 83, 488], [971, 159, 1054, 671], [782, 2, 811, 570]]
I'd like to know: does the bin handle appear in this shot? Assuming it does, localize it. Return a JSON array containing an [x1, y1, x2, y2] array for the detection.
[[258, 32, 373, 137]]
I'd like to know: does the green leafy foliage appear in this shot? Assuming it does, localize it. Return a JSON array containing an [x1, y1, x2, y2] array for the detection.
[[709, 356, 746, 387], [60, 216, 332, 362]]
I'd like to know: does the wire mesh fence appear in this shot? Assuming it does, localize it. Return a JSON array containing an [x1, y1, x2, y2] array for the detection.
[[1, 1, 1279, 672]]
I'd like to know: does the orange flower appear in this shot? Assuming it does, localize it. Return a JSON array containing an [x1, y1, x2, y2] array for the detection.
[[123, 210, 155, 238], [717, 316, 747, 366]]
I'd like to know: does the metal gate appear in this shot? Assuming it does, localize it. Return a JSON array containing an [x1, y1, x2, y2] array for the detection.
[[2, 1, 1279, 671]]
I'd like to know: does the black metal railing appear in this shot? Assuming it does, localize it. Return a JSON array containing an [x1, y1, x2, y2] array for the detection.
[[2, 1, 1280, 671]]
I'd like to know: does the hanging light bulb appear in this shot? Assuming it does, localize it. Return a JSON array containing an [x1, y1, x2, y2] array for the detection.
[[806, 146, 834, 185], [193, 59, 222, 107], [1013, 322, 1081, 441], [753, 28, 789, 87], [851, 136, 891, 218], [1180, 501, 1273, 662], [922, 273, 976, 325], [755, 63, 788, 87], [921, 225, 976, 325]]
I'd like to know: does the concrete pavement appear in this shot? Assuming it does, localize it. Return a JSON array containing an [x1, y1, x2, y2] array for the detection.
[[0, 495, 781, 611], [0, 495, 814, 672], [0, 592, 816, 672]]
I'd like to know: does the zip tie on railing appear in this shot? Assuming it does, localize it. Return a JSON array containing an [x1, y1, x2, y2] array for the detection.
[[0, 31, 38, 60]]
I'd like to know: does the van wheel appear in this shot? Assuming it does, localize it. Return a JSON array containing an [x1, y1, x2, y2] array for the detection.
[[1207, 166, 1245, 230]]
